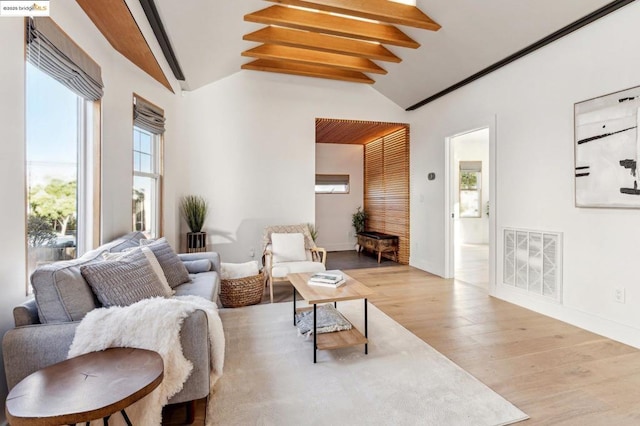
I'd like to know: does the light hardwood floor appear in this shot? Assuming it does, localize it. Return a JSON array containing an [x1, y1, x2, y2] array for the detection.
[[164, 266, 640, 425], [455, 243, 489, 288]]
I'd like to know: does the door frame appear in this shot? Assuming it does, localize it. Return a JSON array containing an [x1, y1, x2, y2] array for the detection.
[[444, 116, 497, 294]]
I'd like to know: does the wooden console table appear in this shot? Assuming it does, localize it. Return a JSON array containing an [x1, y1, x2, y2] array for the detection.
[[5, 347, 163, 426], [357, 231, 399, 263]]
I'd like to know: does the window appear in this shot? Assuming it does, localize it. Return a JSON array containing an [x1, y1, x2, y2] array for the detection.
[[25, 75, 100, 275], [25, 17, 103, 289], [459, 161, 482, 218], [315, 174, 350, 194], [133, 127, 161, 237], [132, 95, 164, 238]]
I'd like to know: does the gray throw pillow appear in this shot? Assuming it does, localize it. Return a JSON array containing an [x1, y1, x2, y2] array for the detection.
[[183, 259, 211, 274], [80, 248, 168, 307], [143, 238, 191, 288]]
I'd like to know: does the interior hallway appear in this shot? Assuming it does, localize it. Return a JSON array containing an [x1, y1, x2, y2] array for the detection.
[[455, 243, 489, 288]]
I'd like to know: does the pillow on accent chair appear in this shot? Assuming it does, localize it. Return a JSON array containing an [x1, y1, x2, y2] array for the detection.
[[271, 233, 307, 263], [81, 248, 170, 307]]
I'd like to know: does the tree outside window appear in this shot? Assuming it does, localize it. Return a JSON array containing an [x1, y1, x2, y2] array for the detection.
[[459, 161, 482, 218], [26, 64, 83, 277]]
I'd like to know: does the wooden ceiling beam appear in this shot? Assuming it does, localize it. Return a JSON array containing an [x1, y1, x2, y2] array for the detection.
[[267, 0, 440, 31], [241, 59, 374, 84], [243, 27, 401, 63], [245, 6, 419, 48], [242, 44, 387, 74], [76, 0, 173, 92]]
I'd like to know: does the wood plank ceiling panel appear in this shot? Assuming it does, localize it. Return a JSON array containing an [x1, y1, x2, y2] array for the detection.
[[267, 0, 441, 31], [245, 6, 420, 48], [316, 118, 406, 144], [243, 44, 387, 74], [76, 0, 173, 92], [242, 59, 374, 84], [243, 27, 401, 63]]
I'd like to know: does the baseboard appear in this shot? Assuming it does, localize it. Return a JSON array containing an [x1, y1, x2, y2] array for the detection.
[[494, 285, 640, 349], [409, 259, 444, 278], [324, 243, 357, 252]]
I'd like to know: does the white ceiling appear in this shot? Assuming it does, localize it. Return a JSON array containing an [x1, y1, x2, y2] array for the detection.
[[154, 0, 613, 109]]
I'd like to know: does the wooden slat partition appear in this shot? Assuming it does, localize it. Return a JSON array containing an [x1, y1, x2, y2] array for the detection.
[[364, 128, 410, 264]]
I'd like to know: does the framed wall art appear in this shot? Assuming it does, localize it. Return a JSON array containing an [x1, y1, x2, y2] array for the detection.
[[575, 85, 640, 208]]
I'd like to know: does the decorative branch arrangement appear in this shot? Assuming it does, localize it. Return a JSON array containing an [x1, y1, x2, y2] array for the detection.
[[180, 195, 208, 233]]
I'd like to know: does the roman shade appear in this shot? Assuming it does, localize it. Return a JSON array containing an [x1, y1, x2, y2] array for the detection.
[[460, 161, 482, 172], [134, 96, 166, 134], [316, 174, 349, 185], [26, 17, 104, 100]]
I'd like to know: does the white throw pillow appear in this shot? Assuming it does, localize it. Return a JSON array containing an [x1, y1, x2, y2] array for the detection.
[[140, 246, 175, 296], [271, 233, 307, 263]]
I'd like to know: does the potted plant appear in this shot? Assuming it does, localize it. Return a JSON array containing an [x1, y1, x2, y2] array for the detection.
[[180, 195, 208, 252], [352, 206, 366, 234], [307, 223, 318, 242]]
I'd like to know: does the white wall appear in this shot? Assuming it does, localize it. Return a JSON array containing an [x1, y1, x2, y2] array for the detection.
[[175, 71, 406, 263], [453, 129, 490, 245], [410, 2, 640, 348], [0, 2, 182, 420], [315, 143, 364, 251], [0, 18, 28, 424]]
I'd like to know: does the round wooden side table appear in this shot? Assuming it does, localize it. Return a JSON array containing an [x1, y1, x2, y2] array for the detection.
[[5, 347, 163, 426]]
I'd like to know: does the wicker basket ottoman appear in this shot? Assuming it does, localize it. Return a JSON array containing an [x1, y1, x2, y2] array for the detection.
[[220, 272, 264, 308]]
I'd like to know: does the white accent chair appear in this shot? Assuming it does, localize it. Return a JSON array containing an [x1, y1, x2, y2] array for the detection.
[[262, 224, 327, 303]]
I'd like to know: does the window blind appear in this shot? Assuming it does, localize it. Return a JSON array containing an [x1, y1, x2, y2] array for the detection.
[[26, 17, 104, 100], [133, 96, 165, 134]]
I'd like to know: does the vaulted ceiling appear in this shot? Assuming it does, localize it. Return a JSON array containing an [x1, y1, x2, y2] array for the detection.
[[149, 0, 615, 109]]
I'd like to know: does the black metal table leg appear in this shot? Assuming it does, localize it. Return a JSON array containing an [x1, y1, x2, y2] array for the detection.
[[364, 298, 368, 355], [293, 286, 296, 326], [121, 409, 133, 426], [313, 303, 317, 363]]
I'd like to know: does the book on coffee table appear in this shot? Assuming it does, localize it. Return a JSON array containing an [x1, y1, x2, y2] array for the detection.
[[308, 270, 345, 287], [308, 278, 346, 288]]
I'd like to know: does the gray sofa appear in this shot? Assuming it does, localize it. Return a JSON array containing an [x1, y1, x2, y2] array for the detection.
[[2, 232, 221, 411]]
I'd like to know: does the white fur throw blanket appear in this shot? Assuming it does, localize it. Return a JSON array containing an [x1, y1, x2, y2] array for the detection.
[[68, 295, 225, 425]]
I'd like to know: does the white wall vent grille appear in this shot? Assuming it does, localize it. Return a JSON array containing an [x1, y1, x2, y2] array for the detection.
[[503, 228, 562, 303]]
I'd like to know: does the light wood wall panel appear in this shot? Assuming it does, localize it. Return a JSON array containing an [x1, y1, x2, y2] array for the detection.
[[364, 128, 410, 264]]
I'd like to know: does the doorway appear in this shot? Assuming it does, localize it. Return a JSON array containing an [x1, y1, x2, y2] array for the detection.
[[446, 127, 492, 289]]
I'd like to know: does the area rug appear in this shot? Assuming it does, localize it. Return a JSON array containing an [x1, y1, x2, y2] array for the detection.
[[208, 301, 528, 425]]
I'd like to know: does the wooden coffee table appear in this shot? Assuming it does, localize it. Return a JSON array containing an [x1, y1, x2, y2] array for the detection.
[[288, 271, 374, 363], [5, 347, 163, 426]]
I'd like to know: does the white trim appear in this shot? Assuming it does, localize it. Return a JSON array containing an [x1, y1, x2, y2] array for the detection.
[[494, 285, 640, 349]]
